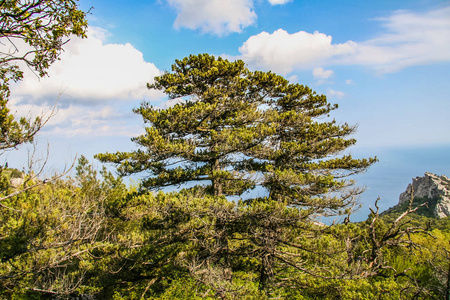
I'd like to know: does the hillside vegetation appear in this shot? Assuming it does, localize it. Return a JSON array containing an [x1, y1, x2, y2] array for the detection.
[[0, 3, 448, 298], [0, 158, 448, 299]]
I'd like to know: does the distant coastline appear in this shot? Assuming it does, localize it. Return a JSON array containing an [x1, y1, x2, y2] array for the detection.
[[350, 144, 450, 221]]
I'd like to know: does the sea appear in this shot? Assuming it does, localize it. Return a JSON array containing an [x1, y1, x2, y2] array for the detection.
[[349, 144, 450, 222]]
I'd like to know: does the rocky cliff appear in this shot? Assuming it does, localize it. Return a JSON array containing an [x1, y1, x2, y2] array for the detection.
[[398, 172, 450, 218]]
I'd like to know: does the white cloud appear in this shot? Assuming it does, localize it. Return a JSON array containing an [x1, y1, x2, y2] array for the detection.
[[352, 6, 450, 73], [345, 79, 354, 85], [167, 0, 256, 35], [7, 26, 164, 138], [267, 0, 292, 5], [11, 27, 162, 103], [9, 99, 143, 138], [237, 6, 450, 74], [327, 89, 345, 99], [238, 29, 356, 74], [313, 67, 333, 79]]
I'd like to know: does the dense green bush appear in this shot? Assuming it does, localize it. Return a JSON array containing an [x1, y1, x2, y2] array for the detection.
[[0, 158, 447, 298]]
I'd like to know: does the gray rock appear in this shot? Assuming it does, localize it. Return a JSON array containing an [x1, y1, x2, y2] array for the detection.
[[10, 177, 24, 188], [398, 172, 450, 218]]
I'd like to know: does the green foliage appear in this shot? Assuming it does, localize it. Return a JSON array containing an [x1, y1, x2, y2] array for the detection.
[[9, 168, 23, 179], [382, 196, 440, 220], [97, 53, 376, 213], [0, 157, 125, 298], [0, 157, 448, 298], [97, 54, 270, 196], [0, 0, 88, 79], [1, 49, 447, 298], [95, 53, 378, 296]]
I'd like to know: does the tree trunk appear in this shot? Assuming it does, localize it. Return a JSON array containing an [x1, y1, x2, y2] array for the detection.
[[212, 157, 222, 196], [259, 253, 273, 292]]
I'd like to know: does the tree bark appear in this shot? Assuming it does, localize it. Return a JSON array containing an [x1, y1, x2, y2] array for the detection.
[[212, 157, 222, 196]]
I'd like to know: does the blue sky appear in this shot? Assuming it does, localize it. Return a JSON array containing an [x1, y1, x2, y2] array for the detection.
[[5, 0, 450, 219]]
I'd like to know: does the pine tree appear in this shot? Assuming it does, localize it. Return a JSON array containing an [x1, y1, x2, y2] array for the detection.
[[96, 53, 376, 293], [96, 54, 275, 197], [252, 78, 376, 215], [97, 54, 375, 204]]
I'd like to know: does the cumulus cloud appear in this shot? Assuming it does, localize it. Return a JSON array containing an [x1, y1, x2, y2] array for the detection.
[[8, 27, 163, 138], [313, 67, 333, 79], [267, 0, 292, 5], [237, 6, 450, 74], [11, 27, 162, 104], [238, 29, 356, 74], [167, 0, 256, 35]]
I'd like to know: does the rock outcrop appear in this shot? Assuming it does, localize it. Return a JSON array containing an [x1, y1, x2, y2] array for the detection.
[[398, 172, 450, 218], [10, 177, 24, 188]]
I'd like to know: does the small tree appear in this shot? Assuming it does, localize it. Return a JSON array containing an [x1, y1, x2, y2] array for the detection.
[[0, 6, 89, 295], [0, 0, 88, 206], [0, 0, 88, 150], [0, 156, 121, 298]]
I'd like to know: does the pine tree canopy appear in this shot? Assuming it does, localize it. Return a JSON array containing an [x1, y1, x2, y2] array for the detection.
[[96, 53, 376, 210]]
